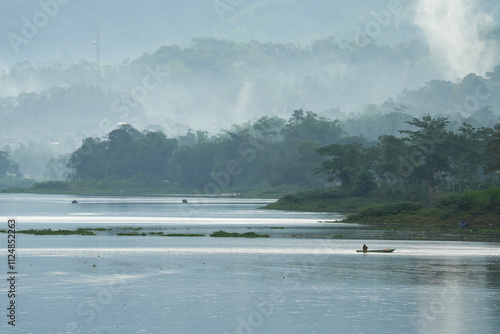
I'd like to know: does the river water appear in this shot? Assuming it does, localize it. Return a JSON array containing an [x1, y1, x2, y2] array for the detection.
[[0, 194, 499, 333]]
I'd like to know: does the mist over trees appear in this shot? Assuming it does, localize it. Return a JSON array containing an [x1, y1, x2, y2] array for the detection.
[[0, 0, 499, 191], [2, 41, 500, 180], [0, 150, 23, 178], [67, 111, 347, 191], [62, 111, 500, 201]]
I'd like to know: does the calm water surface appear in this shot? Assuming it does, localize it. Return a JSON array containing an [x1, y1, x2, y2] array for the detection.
[[0, 194, 499, 334]]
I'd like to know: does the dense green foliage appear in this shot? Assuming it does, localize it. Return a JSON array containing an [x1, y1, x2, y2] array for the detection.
[[4, 106, 499, 201], [66, 111, 347, 193], [263, 188, 374, 213], [14, 228, 97, 236], [68, 125, 177, 181], [343, 187, 500, 239], [355, 202, 423, 218], [59, 111, 500, 199], [437, 187, 500, 214], [317, 115, 500, 200]]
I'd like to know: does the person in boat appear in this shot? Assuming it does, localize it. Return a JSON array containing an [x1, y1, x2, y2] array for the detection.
[[362, 244, 368, 252]]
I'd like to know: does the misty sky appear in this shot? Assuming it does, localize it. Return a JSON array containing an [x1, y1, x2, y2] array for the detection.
[[1, 0, 405, 65], [0, 0, 495, 70]]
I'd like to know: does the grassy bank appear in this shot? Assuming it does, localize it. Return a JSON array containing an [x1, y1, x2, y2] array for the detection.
[[265, 187, 500, 233], [263, 188, 382, 212], [344, 188, 500, 232]]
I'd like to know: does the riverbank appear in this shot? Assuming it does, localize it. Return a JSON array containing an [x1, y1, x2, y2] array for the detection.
[[264, 187, 500, 241], [0, 179, 303, 198], [2, 186, 500, 242]]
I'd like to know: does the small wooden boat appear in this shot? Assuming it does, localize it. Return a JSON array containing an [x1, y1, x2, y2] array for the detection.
[[356, 249, 395, 253]]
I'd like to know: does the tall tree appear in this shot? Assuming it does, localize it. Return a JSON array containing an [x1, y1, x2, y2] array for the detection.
[[0, 151, 23, 178], [398, 115, 451, 195], [449, 123, 493, 190], [315, 143, 375, 194], [486, 123, 500, 174]]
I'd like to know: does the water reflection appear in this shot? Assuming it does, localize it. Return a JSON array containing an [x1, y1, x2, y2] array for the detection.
[[0, 194, 499, 333]]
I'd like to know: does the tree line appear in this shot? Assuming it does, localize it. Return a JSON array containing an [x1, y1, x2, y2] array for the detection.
[[66, 111, 345, 191], [317, 115, 500, 201], [0, 151, 23, 178], [64, 110, 500, 200]]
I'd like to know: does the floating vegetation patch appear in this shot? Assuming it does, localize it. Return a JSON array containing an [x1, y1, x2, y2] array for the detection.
[[210, 230, 270, 238], [14, 228, 97, 235], [147, 232, 204, 237], [117, 232, 147, 236], [270, 227, 285, 229]]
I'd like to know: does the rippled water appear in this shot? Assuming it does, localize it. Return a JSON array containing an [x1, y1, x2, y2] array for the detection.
[[0, 194, 499, 333]]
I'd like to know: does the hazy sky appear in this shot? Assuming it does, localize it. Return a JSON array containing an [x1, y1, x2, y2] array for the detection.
[[415, 0, 499, 80], [1, 0, 497, 76], [1, 0, 412, 66]]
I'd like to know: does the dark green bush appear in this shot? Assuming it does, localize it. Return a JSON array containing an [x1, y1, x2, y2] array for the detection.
[[438, 187, 500, 213], [356, 201, 423, 218]]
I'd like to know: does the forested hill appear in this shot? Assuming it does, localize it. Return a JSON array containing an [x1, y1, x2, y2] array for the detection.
[[1, 40, 500, 144], [1, 1, 499, 180], [1, 52, 500, 179]]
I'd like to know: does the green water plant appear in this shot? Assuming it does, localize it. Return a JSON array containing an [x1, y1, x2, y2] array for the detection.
[[15, 228, 97, 235], [210, 230, 270, 238]]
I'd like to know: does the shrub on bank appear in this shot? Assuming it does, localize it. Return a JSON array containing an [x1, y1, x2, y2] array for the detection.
[[354, 201, 423, 219], [438, 187, 500, 214]]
